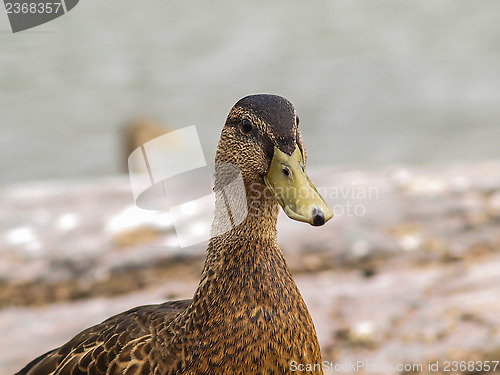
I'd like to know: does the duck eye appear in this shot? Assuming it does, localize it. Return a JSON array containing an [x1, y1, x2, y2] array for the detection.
[[241, 119, 253, 134]]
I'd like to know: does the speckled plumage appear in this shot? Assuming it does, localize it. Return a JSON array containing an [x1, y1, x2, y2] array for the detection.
[[17, 94, 324, 375]]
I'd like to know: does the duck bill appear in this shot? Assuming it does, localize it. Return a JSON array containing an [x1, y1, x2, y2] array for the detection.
[[264, 145, 333, 226]]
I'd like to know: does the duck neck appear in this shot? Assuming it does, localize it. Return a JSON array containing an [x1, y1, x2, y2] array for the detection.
[[216, 179, 280, 241], [162, 179, 322, 372], [193, 179, 295, 308]]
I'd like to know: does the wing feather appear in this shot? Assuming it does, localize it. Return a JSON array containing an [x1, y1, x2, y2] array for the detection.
[[16, 299, 191, 375]]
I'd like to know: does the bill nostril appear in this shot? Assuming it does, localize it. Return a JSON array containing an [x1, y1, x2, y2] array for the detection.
[[311, 207, 325, 226]]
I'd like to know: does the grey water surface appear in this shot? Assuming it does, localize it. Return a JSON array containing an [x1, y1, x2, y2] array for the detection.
[[1, 0, 499, 184]]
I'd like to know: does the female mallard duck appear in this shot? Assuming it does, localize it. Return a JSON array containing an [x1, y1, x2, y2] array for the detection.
[[17, 94, 333, 375]]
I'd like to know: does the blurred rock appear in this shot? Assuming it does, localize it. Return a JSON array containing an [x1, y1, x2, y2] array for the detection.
[[121, 119, 170, 172]]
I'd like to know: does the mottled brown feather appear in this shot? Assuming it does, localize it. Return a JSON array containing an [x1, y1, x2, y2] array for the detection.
[[16, 94, 324, 375]]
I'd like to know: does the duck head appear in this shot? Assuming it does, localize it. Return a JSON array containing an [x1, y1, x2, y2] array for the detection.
[[216, 94, 333, 227]]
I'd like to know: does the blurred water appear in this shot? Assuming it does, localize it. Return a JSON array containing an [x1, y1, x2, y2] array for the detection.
[[1, 0, 499, 184]]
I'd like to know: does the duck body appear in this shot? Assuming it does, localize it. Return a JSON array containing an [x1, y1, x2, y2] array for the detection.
[[17, 95, 331, 375]]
